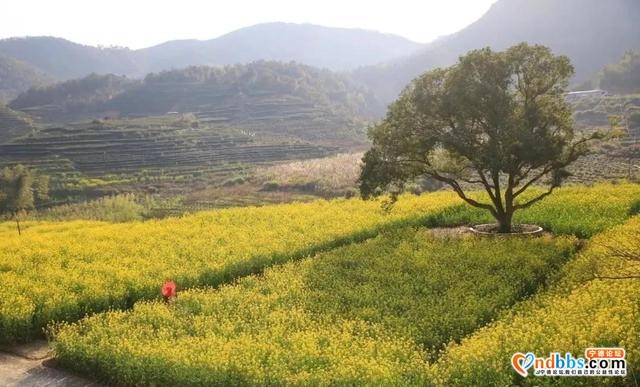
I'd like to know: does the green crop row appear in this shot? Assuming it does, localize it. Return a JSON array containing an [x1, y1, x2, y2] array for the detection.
[[53, 229, 576, 386]]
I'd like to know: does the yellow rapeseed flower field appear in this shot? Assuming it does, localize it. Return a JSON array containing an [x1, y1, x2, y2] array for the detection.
[[431, 216, 640, 386], [0, 192, 462, 342], [53, 228, 575, 385]]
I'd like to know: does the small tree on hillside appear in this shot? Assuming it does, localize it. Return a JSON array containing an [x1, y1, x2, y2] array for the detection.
[[0, 165, 49, 234], [360, 43, 603, 233]]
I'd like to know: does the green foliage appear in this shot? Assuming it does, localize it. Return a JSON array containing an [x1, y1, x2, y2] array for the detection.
[[0, 104, 35, 143], [0, 165, 49, 215], [598, 50, 640, 94], [52, 228, 575, 385], [0, 54, 51, 103], [37, 194, 146, 222], [9, 73, 135, 116], [361, 43, 600, 232], [0, 164, 48, 234]]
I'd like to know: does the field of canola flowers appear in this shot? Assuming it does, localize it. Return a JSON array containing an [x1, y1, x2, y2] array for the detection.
[[1, 183, 640, 345], [46, 183, 640, 386], [1, 192, 464, 342], [431, 216, 640, 386], [53, 230, 576, 385]]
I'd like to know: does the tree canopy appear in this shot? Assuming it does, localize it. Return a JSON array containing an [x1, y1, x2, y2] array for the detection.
[[360, 43, 602, 233], [0, 164, 48, 234]]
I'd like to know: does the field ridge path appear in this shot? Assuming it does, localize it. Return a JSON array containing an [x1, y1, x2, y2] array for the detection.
[[0, 341, 100, 386]]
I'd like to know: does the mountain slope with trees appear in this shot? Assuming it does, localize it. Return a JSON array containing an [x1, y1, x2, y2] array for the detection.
[[0, 54, 51, 102], [9, 62, 378, 144], [0, 37, 140, 80], [0, 104, 36, 143], [9, 73, 137, 120], [354, 0, 640, 105]]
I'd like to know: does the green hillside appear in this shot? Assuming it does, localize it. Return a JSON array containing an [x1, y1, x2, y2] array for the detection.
[[0, 54, 51, 102], [0, 104, 36, 143], [599, 50, 640, 94], [8, 62, 377, 144], [0, 115, 335, 200], [9, 73, 137, 121], [354, 0, 640, 105]]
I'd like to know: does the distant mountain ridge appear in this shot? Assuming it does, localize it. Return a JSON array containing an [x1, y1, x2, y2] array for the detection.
[[0, 23, 422, 82], [138, 23, 423, 73], [353, 0, 640, 104]]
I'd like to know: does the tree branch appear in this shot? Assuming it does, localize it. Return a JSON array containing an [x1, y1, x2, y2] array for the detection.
[[513, 183, 559, 210]]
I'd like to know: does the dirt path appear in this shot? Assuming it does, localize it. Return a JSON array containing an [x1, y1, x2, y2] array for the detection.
[[0, 341, 99, 387]]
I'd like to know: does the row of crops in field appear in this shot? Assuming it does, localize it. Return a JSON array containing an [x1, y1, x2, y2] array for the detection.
[[1, 184, 639, 343], [2, 183, 640, 385], [52, 230, 577, 385], [431, 216, 640, 386], [0, 116, 335, 189], [51, 203, 640, 386], [0, 191, 463, 342]]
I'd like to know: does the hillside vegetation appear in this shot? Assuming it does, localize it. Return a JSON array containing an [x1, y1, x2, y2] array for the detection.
[[354, 0, 640, 104], [598, 50, 640, 94], [8, 62, 376, 142], [0, 54, 51, 102], [0, 104, 35, 143], [0, 115, 336, 200], [9, 73, 136, 119]]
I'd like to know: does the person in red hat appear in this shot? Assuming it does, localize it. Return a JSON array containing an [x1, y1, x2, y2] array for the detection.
[[161, 279, 177, 304]]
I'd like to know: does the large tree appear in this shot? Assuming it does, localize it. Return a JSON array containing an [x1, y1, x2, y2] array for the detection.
[[0, 165, 49, 234], [360, 43, 602, 233]]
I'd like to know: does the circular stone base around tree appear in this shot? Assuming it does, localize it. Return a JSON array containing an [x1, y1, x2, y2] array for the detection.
[[469, 224, 544, 236]]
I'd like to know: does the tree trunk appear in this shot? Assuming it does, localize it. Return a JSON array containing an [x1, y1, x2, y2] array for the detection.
[[496, 211, 513, 234], [15, 215, 21, 235]]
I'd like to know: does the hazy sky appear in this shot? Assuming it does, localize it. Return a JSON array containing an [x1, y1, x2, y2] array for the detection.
[[1, 0, 498, 49]]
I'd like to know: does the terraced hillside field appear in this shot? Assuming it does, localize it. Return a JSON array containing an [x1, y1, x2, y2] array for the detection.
[[565, 94, 640, 182], [0, 104, 35, 143], [0, 115, 336, 196], [8, 62, 376, 146]]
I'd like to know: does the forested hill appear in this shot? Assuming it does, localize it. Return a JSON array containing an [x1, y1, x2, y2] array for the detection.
[[354, 0, 640, 104], [0, 104, 35, 142], [0, 37, 140, 80], [592, 50, 640, 94], [9, 74, 137, 117], [109, 62, 378, 117], [8, 62, 378, 144], [0, 54, 51, 102]]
